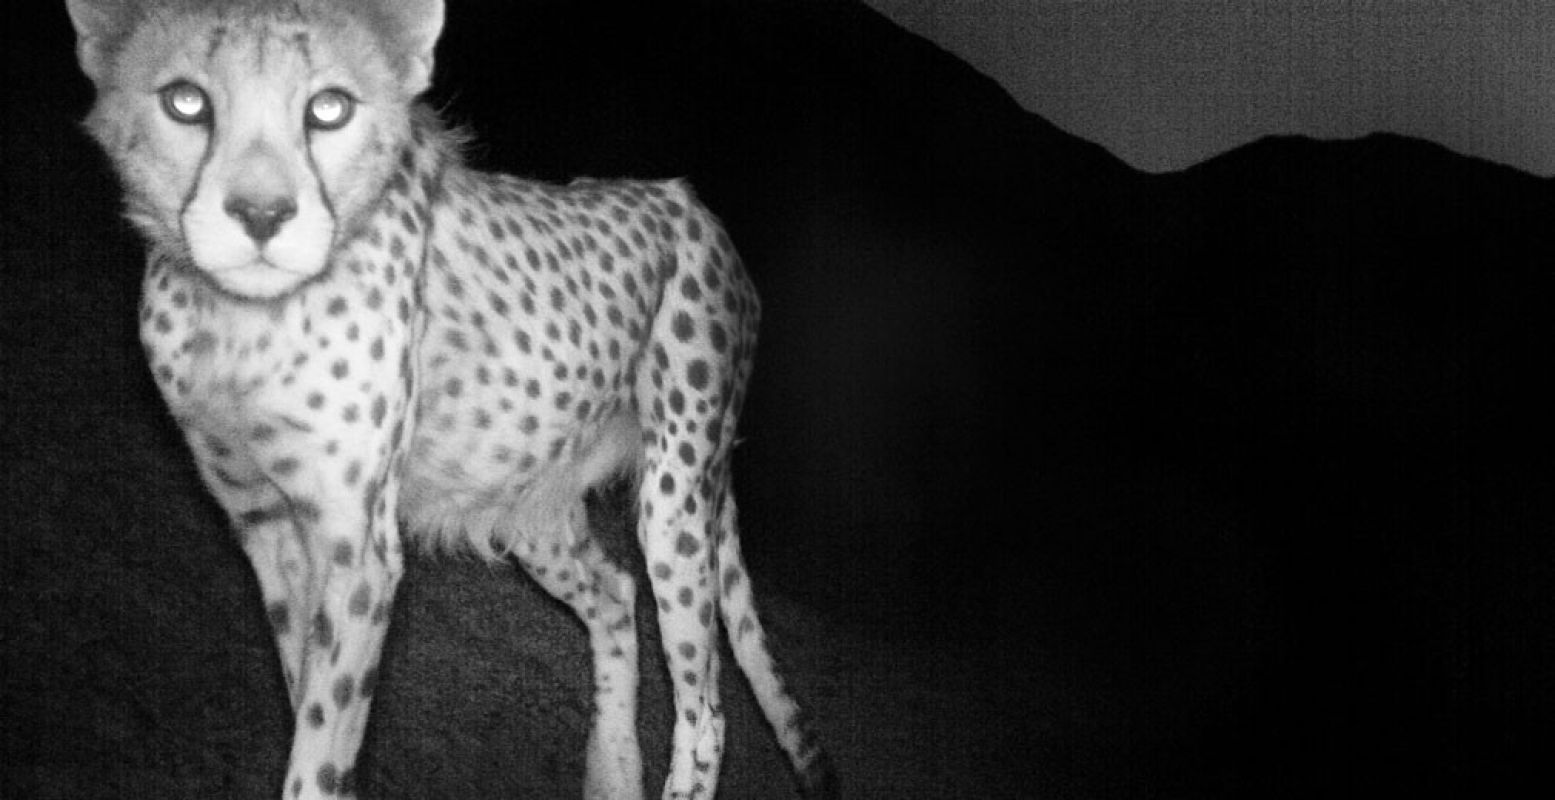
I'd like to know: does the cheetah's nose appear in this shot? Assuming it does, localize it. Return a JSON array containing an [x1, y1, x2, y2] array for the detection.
[[224, 194, 298, 243]]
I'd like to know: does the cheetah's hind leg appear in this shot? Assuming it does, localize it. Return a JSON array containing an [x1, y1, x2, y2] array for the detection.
[[512, 496, 645, 800]]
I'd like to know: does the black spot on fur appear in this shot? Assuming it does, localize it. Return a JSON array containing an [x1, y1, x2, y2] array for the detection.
[[349, 583, 371, 617], [681, 274, 703, 302], [686, 359, 710, 391], [333, 675, 355, 709], [316, 763, 338, 795], [313, 611, 334, 648], [267, 602, 290, 633], [672, 311, 695, 342]]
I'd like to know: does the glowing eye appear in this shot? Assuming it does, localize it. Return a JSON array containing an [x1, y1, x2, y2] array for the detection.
[[306, 89, 355, 130], [160, 81, 211, 125]]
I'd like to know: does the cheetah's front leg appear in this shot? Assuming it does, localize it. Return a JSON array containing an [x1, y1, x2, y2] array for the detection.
[[274, 469, 404, 800], [185, 433, 317, 710], [186, 422, 405, 799]]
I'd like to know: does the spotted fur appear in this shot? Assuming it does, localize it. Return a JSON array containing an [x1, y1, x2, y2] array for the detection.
[[67, 1, 835, 798]]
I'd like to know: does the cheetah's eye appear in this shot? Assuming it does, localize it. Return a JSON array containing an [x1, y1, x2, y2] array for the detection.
[[306, 88, 355, 131], [160, 81, 211, 125]]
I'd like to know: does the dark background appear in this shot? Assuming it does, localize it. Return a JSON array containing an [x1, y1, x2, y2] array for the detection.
[[4, 1, 1554, 798]]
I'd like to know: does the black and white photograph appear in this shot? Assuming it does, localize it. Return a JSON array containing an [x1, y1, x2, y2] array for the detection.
[[3, 1, 1552, 797]]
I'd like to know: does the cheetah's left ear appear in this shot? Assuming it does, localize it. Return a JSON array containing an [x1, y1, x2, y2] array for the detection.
[[65, 0, 132, 85], [381, 0, 444, 97]]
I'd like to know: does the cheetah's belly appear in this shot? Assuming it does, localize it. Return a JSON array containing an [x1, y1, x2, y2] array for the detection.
[[396, 342, 643, 557]]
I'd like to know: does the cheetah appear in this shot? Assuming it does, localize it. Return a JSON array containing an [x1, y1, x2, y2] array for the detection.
[[65, 1, 836, 798]]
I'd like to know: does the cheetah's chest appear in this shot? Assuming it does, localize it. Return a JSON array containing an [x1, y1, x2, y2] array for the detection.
[[139, 251, 412, 453]]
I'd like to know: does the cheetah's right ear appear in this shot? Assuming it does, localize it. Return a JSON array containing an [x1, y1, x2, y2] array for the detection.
[[65, 0, 130, 85], [380, 0, 445, 97]]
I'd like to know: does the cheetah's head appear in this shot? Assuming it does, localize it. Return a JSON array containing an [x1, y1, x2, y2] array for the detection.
[[67, 0, 445, 299]]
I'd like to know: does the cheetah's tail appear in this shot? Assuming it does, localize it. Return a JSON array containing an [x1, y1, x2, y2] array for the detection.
[[714, 493, 839, 800]]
